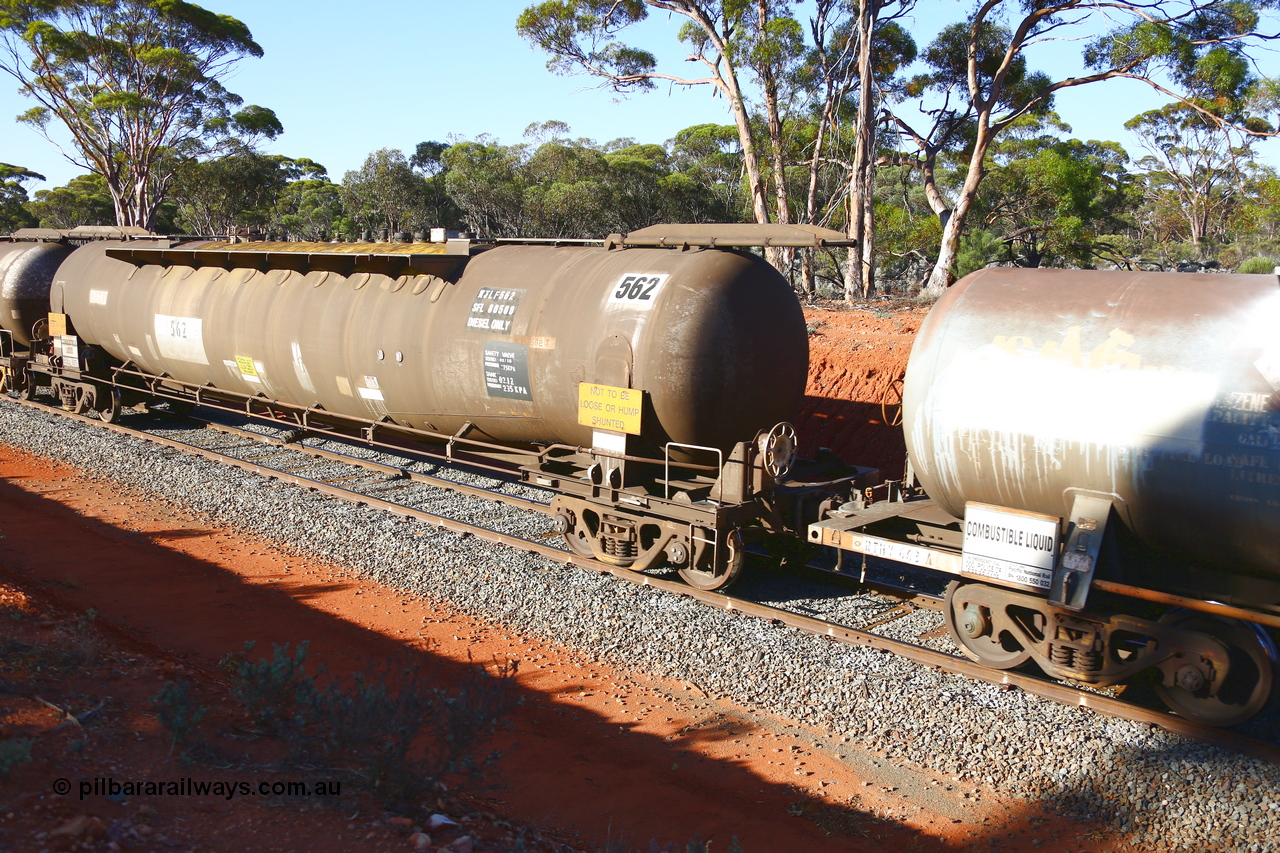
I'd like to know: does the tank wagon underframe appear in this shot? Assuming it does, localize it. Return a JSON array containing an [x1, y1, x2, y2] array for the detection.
[[813, 498, 1280, 727], [84, 358, 875, 589]]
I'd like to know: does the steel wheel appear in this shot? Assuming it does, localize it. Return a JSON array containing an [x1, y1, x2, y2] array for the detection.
[[562, 529, 596, 559], [1154, 609, 1276, 727], [944, 581, 1033, 670], [678, 529, 745, 591], [97, 388, 123, 423]]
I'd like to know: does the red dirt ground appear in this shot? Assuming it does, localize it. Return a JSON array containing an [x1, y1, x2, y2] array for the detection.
[[796, 306, 924, 478], [0, 307, 1131, 853]]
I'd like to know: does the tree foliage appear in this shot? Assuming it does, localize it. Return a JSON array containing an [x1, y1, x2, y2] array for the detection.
[[0, 0, 282, 229], [883, 0, 1277, 292], [0, 162, 42, 232], [25, 171, 112, 228], [973, 122, 1134, 268], [271, 175, 345, 242], [441, 123, 737, 239], [341, 148, 429, 237], [518, 0, 810, 267], [170, 151, 325, 237], [1125, 103, 1258, 245]]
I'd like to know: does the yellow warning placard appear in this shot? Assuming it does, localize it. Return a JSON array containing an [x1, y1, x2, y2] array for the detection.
[[47, 313, 67, 337], [235, 355, 259, 377], [577, 382, 643, 435]]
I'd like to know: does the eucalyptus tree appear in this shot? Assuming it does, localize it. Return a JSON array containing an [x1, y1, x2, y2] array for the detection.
[[272, 174, 345, 242], [517, 0, 807, 268], [1125, 103, 1264, 248], [974, 129, 1133, 268], [886, 0, 1278, 294], [667, 123, 746, 220], [170, 152, 324, 238], [442, 137, 531, 238], [342, 149, 429, 238], [0, 162, 40, 232], [0, 0, 282, 230], [24, 171, 115, 228], [410, 140, 465, 232], [798, 0, 916, 297]]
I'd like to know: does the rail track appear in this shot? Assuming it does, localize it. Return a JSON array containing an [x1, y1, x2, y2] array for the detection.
[[7, 392, 1280, 766]]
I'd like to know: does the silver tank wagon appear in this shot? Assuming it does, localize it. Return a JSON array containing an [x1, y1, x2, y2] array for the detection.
[[903, 267, 1280, 582]]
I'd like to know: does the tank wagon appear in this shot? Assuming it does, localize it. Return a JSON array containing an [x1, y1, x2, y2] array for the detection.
[[5, 223, 872, 591], [812, 267, 1280, 725]]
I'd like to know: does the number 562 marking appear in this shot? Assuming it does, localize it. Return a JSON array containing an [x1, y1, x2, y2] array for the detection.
[[608, 273, 668, 305]]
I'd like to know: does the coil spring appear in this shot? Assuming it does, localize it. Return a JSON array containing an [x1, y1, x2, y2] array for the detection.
[[1050, 644, 1075, 668], [1076, 649, 1102, 672], [603, 536, 637, 560]]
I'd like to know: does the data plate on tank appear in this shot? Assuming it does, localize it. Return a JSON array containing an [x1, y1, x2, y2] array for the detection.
[[961, 503, 1059, 592], [578, 382, 643, 435], [483, 342, 532, 401]]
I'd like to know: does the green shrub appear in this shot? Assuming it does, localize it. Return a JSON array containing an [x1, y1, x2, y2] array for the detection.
[[232, 641, 317, 732], [153, 681, 207, 750], [0, 738, 34, 778], [229, 642, 519, 807], [313, 658, 519, 805], [1237, 256, 1277, 274]]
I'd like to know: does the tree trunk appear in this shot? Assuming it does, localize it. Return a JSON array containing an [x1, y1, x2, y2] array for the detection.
[[846, 0, 878, 303], [801, 1, 855, 297], [923, 113, 993, 294], [755, 1, 791, 272], [924, 181, 979, 293], [799, 249, 814, 298]]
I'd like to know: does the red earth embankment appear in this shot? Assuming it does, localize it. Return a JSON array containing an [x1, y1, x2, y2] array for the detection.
[[796, 306, 924, 478]]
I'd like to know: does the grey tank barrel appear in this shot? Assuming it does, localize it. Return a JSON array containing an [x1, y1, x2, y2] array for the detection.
[[903, 267, 1280, 581]]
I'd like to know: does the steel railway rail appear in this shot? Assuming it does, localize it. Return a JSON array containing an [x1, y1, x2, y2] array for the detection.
[[7, 393, 1280, 766]]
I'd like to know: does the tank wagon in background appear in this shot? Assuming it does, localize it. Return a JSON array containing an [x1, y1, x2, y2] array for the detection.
[[4, 224, 1280, 727]]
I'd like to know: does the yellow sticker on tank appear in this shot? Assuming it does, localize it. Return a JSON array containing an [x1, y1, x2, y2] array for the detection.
[[235, 355, 259, 378], [47, 313, 67, 337], [577, 383, 643, 435]]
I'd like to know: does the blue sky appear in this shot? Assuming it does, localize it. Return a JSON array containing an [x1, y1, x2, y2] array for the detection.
[[2, 0, 1276, 192]]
